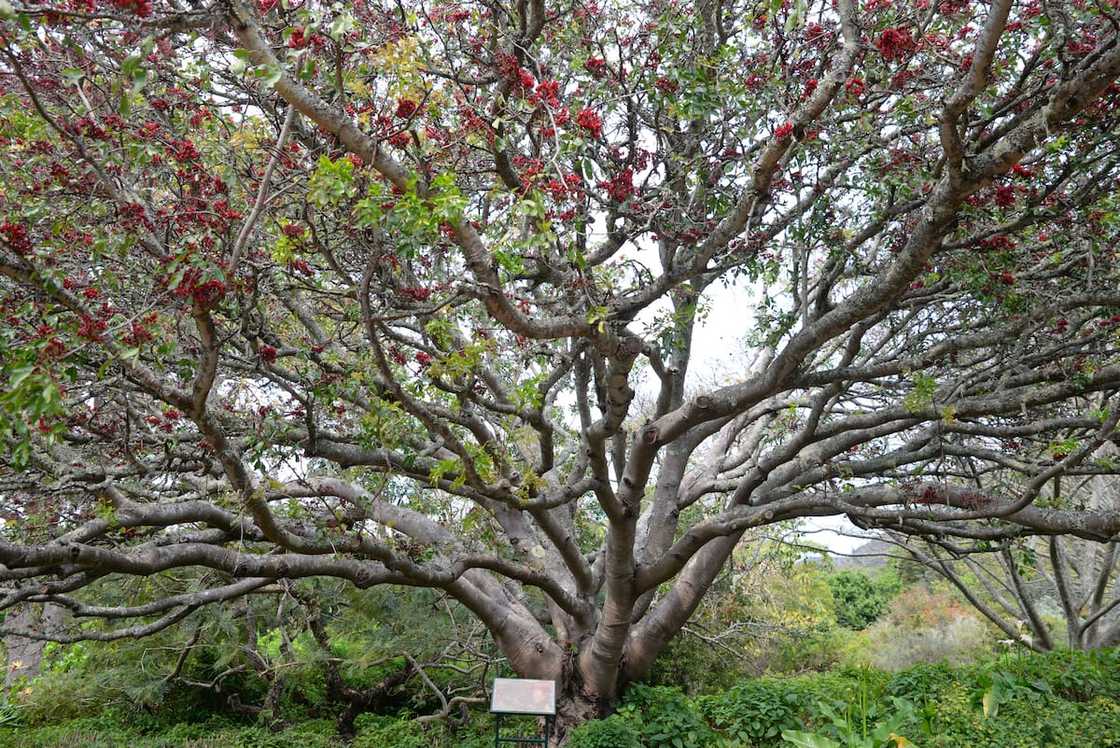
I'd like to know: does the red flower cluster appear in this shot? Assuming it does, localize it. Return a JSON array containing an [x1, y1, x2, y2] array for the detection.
[[395, 98, 419, 119], [993, 184, 1016, 207], [109, 0, 151, 17], [877, 27, 916, 61], [260, 344, 278, 364], [288, 258, 315, 276], [173, 268, 226, 309], [845, 77, 864, 97], [122, 318, 156, 346], [585, 57, 607, 78], [399, 286, 433, 302], [804, 22, 831, 46], [69, 117, 109, 140], [1, 221, 32, 255], [599, 167, 634, 203], [775, 121, 794, 139], [575, 108, 602, 138], [533, 80, 562, 108], [136, 121, 161, 139], [192, 279, 226, 308], [655, 77, 678, 95], [289, 28, 310, 49], [169, 139, 200, 163]]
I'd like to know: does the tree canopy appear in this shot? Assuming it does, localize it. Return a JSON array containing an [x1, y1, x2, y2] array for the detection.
[[3, 0, 1120, 734]]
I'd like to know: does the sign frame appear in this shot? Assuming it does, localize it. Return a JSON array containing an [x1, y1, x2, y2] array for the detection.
[[489, 678, 556, 746]]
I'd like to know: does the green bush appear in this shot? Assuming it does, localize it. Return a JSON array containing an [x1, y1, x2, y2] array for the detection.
[[827, 571, 900, 631], [699, 679, 803, 745], [7, 647, 1120, 748], [618, 684, 717, 748], [352, 715, 429, 748], [566, 714, 642, 748]]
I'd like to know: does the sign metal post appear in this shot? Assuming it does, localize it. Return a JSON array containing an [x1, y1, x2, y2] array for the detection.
[[490, 677, 556, 747]]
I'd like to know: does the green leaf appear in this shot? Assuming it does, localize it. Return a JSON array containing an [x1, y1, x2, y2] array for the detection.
[[782, 730, 842, 748]]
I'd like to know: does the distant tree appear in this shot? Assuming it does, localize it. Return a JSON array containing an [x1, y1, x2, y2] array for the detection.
[[901, 446, 1120, 651], [4, 0, 1120, 739], [827, 570, 899, 631]]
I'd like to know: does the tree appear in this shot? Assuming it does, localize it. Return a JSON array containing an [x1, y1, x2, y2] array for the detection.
[[827, 569, 898, 631], [901, 445, 1120, 651], [3, 0, 1120, 738]]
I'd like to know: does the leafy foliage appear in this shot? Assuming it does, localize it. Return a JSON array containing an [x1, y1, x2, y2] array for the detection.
[[827, 571, 901, 631], [566, 714, 642, 748]]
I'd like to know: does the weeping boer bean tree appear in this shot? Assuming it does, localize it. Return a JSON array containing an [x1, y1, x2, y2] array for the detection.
[[4, 0, 1120, 736]]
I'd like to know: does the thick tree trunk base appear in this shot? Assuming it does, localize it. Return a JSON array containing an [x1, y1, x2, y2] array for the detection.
[[550, 671, 613, 747]]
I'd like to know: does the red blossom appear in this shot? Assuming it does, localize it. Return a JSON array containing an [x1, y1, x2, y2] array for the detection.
[[395, 98, 419, 119], [77, 315, 107, 342], [599, 167, 634, 202], [575, 108, 603, 138], [169, 139, 200, 163], [877, 27, 916, 61], [0, 221, 32, 255], [109, 0, 150, 17], [775, 121, 794, 139], [585, 57, 607, 78], [260, 344, 278, 364], [400, 286, 433, 302], [191, 279, 226, 309], [534, 79, 562, 107], [994, 184, 1016, 207], [288, 258, 315, 276], [289, 28, 310, 49]]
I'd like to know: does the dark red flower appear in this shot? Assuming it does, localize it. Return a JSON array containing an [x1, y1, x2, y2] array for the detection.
[[395, 98, 419, 119], [877, 27, 916, 61], [260, 344, 278, 364], [575, 108, 602, 138], [289, 28, 309, 49], [191, 279, 226, 309], [994, 185, 1016, 207], [0, 221, 32, 255]]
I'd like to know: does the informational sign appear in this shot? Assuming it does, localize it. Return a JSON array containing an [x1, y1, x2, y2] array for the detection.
[[489, 678, 557, 716]]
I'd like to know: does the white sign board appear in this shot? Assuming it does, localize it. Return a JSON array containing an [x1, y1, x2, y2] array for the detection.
[[489, 678, 557, 716]]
